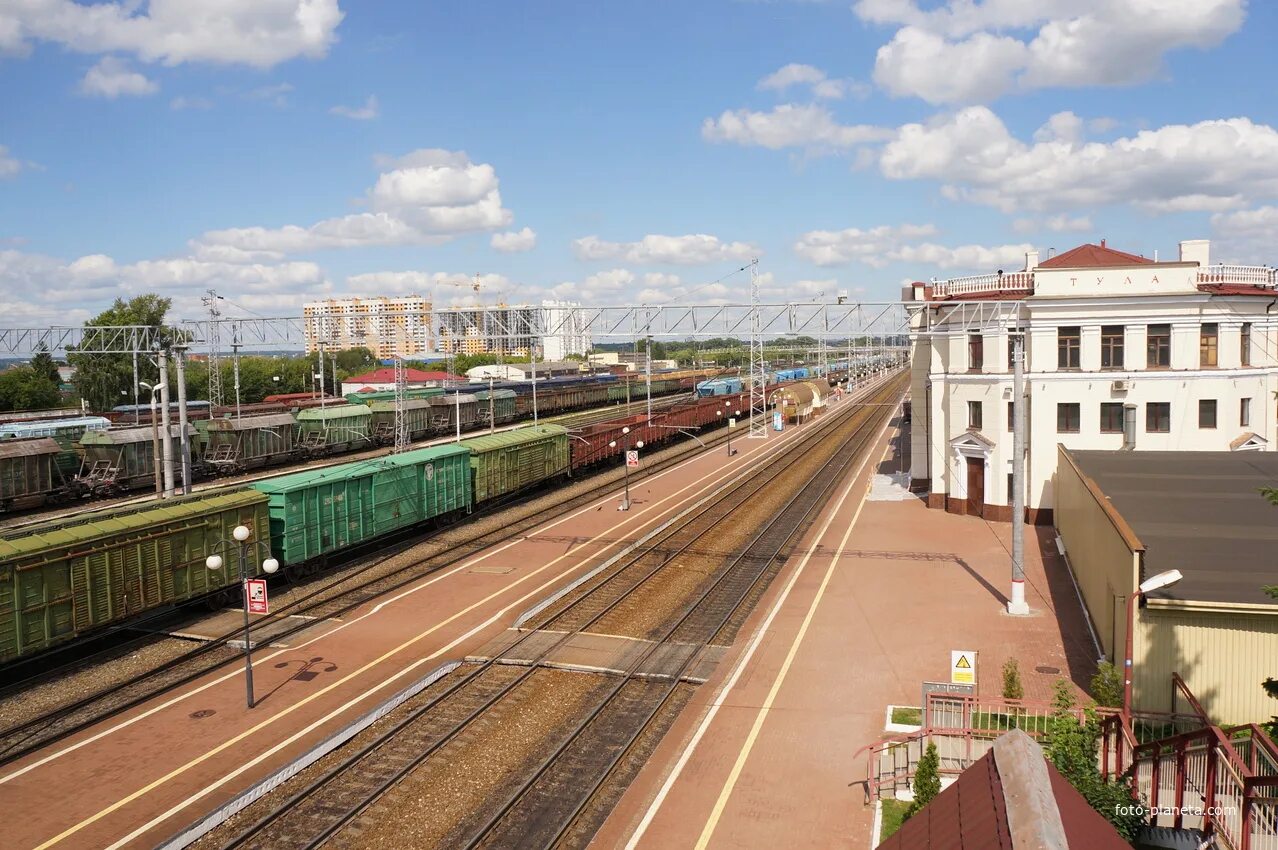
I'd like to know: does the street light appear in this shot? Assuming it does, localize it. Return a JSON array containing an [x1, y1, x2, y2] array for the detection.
[[717, 406, 741, 456], [608, 425, 644, 511], [1123, 568, 1183, 718], [206, 524, 279, 709]]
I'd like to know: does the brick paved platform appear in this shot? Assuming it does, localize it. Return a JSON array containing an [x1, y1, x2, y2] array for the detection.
[[595, 412, 1097, 850]]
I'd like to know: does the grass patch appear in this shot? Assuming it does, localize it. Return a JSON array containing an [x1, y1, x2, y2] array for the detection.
[[891, 706, 922, 726], [971, 710, 1051, 734], [879, 798, 911, 841]]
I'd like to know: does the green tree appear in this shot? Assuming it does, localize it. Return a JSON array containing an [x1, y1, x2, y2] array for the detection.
[[1042, 680, 1145, 842], [0, 366, 62, 411], [333, 346, 376, 378], [29, 345, 61, 386], [1002, 658, 1025, 701], [69, 295, 172, 411], [905, 742, 941, 819], [1090, 662, 1124, 708]]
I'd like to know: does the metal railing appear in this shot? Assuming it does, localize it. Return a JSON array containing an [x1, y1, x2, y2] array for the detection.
[[1198, 264, 1277, 287], [931, 271, 1035, 299]]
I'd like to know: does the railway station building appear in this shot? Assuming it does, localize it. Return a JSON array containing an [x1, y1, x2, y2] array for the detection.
[[1054, 447, 1278, 721], [905, 239, 1278, 523]]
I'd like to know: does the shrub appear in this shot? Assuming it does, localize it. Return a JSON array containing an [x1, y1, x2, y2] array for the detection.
[[1002, 658, 1025, 702], [1090, 661, 1124, 708], [905, 742, 941, 819]]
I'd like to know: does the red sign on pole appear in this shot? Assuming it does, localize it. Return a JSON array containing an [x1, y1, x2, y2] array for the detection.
[[246, 579, 268, 615], [626, 450, 639, 468]]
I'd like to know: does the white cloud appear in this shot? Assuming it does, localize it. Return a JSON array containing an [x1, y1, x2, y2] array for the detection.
[[793, 223, 938, 266], [330, 94, 379, 120], [491, 227, 536, 253], [373, 149, 470, 170], [702, 103, 892, 151], [195, 149, 514, 255], [757, 63, 863, 100], [1011, 214, 1092, 233], [245, 82, 293, 107], [0, 145, 24, 178], [573, 233, 758, 265], [889, 242, 1035, 270], [1210, 206, 1278, 265], [170, 95, 212, 110], [877, 107, 1278, 213], [344, 271, 514, 301], [857, 0, 1245, 104], [0, 0, 344, 69], [78, 56, 158, 98]]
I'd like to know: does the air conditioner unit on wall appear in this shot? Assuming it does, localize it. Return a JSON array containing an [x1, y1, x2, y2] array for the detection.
[[1111, 380, 1131, 392]]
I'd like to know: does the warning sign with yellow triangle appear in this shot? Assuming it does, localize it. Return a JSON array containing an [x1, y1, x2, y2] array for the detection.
[[951, 650, 976, 684]]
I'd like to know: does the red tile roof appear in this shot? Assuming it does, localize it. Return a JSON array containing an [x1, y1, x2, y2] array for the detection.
[[345, 368, 462, 383], [877, 742, 1129, 850], [1038, 242, 1153, 269]]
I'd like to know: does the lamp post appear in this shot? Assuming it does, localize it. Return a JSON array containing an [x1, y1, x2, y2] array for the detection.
[[608, 425, 644, 511], [1123, 569, 1183, 719], [205, 524, 279, 709], [139, 380, 164, 498], [717, 406, 741, 456]]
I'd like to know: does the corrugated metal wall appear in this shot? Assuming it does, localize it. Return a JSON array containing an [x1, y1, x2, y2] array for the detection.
[[1053, 446, 1139, 660], [1135, 607, 1278, 722]]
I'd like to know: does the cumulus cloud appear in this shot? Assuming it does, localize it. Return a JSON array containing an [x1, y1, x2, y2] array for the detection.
[[1210, 206, 1278, 265], [344, 271, 514, 302], [857, 0, 1245, 104], [170, 95, 212, 110], [0, 0, 344, 69], [794, 222, 1030, 271], [330, 94, 378, 120], [1011, 214, 1092, 234], [78, 56, 158, 98], [572, 234, 758, 265], [0, 246, 329, 325], [0, 145, 26, 178], [877, 107, 1278, 213], [244, 82, 293, 107], [757, 63, 863, 100], [491, 227, 536, 253], [194, 149, 514, 255], [702, 103, 892, 151]]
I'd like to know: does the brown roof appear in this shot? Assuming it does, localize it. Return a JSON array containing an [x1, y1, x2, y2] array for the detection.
[[878, 729, 1128, 850], [1038, 242, 1153, 269]]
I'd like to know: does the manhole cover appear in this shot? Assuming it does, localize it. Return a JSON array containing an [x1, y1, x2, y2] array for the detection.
[[190, 709, 217, 719], [1034, 665, 1061, 674]]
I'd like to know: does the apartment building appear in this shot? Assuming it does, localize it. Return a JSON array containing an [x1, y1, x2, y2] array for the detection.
[[303, 296, 433, 359], [906, 239, 1278, 522], [540, 300, 591, 362], [435, 304, 540, 357]]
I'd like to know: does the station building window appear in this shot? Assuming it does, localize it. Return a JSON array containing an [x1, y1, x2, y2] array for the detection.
[[1100, 402, 1124, 433], [1241, 323, 1252, 367], [1241, 397, 1252, 428], [968, 334, 984, 371], [1101, 326, 1124, 369], [1057, 402, 1080, 433], [1200, 324, 1218, 368], [1146, 402, 1171, 433], [1199, 399, 1217, 429], [1147, 325, 1171, 369], [1057, 327, 1080, 369], [967, 400, 983, 430]]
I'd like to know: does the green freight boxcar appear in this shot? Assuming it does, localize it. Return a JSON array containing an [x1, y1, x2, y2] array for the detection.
[[295, 404, 372, 455], [78, 423, 198, 494], [197, 413, 298, 474], [369, 398, 433, 444], [0, 438, 63, 511], [463, 425, 570, 503], [472, 388, 518, 426], [0, 488, 270, 662], [250, 444, 472, 567], [345, 387, 443, 406]]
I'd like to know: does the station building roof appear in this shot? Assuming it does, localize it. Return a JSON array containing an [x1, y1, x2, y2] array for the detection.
[[1067, 449, 1278, 606]]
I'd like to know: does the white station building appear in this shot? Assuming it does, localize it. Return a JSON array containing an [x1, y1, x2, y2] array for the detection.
[[906, 239, 1278, 523]]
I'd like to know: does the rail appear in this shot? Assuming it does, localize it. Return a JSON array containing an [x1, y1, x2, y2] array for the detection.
[[931, 271, 1035, 299]]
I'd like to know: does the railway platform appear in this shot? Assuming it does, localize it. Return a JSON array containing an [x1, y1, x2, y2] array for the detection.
[[0, 377, 893, 850], [594, 413, 1096, 849]]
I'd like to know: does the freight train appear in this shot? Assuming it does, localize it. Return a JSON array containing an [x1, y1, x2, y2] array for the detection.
[[0, 389, 750, 664], [0, 371, 718, 511]]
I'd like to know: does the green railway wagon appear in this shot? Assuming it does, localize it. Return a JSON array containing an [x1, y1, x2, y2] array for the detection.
[[368, 398, 433, 444], [607, 381, 635, 403], [296, 404, 372, 455], [0, 488, 270, 662], [344, 387, 443, 406], [250, 444, 472, 567], [197, 413, 299, 474], [464, 425, 570, 504], [472, 388, 518, 426], [0, 438, 63, 511]]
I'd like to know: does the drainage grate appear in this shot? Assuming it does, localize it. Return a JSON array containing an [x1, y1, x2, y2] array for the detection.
[[1035, 665, 1061, 674], [190, 709, 217, 719]]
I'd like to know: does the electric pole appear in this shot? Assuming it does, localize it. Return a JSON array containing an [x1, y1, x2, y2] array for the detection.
[[203, 289, 224, 410], [748, 258, 766, 438], [1009, 327, 1029, 615]]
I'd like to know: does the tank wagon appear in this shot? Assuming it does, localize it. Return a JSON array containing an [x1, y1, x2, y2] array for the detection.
[[0, 488, 270, 662]]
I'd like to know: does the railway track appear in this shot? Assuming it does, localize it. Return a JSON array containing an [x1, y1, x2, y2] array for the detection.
[[201, 374, 904, 850], [0, 381, 828, 768]]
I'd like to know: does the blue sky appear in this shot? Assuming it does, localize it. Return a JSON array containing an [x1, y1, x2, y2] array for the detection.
[[1, 0, 1276, 326]]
